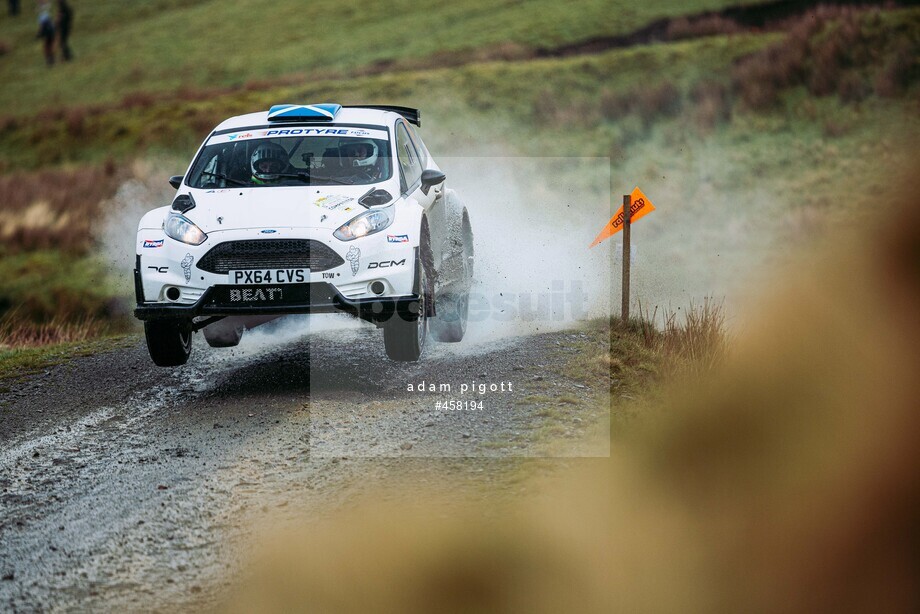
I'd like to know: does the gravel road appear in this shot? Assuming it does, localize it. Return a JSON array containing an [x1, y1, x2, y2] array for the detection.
[[0, 318, 607, 612]]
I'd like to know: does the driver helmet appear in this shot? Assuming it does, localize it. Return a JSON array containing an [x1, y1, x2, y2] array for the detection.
[[340, 139, 378, 168], [250, 142, 288, 180]]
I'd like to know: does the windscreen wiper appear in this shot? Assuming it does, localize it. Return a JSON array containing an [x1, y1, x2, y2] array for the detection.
[[199, 171, 249, 187], [262, 172, 312, 184], [294, 175, 355, 185], [258, 173, 354, 185], [206, 170, 356, 186]]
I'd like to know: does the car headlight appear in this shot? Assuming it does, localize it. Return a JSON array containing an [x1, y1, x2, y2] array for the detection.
[[334, 205, 394, 241], [163, 213, 207, 245]]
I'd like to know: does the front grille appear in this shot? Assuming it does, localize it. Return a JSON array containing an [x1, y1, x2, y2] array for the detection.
[[197, 239, 344, 274]]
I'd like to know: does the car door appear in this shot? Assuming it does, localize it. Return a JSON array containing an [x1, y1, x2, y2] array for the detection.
[[396, 120, 448, 265]]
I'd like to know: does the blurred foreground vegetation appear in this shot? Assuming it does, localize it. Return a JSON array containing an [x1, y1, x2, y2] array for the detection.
[[222, 184, 920, 613]]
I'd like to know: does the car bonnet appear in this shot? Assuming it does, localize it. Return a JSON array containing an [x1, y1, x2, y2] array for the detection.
[[181, 185, 395, 233]]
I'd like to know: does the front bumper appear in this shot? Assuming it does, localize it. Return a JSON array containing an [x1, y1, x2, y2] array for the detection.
[[134, 281, 422, 324]]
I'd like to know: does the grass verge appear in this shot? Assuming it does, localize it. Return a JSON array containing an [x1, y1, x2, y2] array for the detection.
[[519, 301, 730, 454], [0, 250, 133, 348], [0, 334, 136, 387]]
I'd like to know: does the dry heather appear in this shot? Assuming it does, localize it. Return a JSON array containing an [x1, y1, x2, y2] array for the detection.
[[0, 314, 107, 348], [733, 6, 919, 110], [0, 165, 122, 253], [564, 10, 873, 137], [568, 6, 919, 137], [637, 297, 729, 377], [0, 164, 131, 347], [221, 179, 920, 613]]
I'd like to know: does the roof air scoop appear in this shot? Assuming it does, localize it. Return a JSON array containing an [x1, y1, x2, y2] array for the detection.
[[267, 103, 341, 122]]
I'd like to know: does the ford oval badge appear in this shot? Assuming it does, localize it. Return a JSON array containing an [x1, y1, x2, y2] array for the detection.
[[261, 229, 277, 234]]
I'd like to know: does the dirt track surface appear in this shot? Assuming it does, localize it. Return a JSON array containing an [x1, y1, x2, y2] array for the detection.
[[0, 321, 606, 612]]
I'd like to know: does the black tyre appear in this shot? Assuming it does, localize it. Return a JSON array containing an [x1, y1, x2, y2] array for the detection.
[[430, 292, 468, 342], [431, 212, 473, 342], [383, 223, 432, 361], [144, 319, 192, 366]]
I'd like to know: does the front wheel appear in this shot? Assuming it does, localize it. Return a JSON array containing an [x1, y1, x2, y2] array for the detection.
[[144, 319, 192, 366], [384, 223, 432, 362]]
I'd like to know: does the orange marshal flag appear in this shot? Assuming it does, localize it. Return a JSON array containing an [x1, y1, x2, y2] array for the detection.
[[589, 186, 656, 247]]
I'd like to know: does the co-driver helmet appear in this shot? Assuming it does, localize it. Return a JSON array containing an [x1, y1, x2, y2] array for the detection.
[[340, 139, 378, 168]]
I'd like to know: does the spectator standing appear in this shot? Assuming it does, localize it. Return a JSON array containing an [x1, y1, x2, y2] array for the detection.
[[36, 4, 55, 66], [56, 0, 73, 61]]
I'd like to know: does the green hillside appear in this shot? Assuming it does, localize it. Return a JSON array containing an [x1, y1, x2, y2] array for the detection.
[[0, 0, 741, 116]]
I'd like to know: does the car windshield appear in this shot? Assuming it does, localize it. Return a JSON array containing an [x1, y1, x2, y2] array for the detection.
[[186, 125, 392, 188]]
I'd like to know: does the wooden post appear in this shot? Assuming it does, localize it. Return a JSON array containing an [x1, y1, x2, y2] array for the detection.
[[621, 193, 631, 326]]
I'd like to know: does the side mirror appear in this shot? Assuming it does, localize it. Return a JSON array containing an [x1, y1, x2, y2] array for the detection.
[[168, 175, 183, 189], [420, 169, 446, 195]]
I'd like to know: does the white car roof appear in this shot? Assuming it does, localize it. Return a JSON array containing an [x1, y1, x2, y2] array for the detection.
[[212, 106, 404, 133]]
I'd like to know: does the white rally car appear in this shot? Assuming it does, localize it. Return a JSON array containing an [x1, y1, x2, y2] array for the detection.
[[133, 104, 473, 365]]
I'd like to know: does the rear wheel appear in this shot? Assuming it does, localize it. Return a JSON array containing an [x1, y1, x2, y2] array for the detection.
[[430, 292, 469, 342], [384, 224, 432, 362], [431, 212, 473, 342], [144, 319, 192, 366]]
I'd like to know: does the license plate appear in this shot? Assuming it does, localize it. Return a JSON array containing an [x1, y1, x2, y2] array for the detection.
[[228, 269, 308, 284], [206, 283, 335, 307], [207, 283, 336, 308]]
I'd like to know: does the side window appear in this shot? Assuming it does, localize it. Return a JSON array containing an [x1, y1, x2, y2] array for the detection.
[[406, 124, 428, 167], [396, 122, 422, 193]]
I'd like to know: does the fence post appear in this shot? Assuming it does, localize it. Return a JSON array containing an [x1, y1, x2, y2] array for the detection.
[[621, 193, 631, 326]]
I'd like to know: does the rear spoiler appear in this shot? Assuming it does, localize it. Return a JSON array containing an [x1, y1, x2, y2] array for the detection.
[[343, 105, 421, 127]]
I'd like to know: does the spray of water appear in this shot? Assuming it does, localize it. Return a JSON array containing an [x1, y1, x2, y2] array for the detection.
[[423, 103, 809, 335], [97, 159, 177, 298], [438, 155, 613, 344]]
